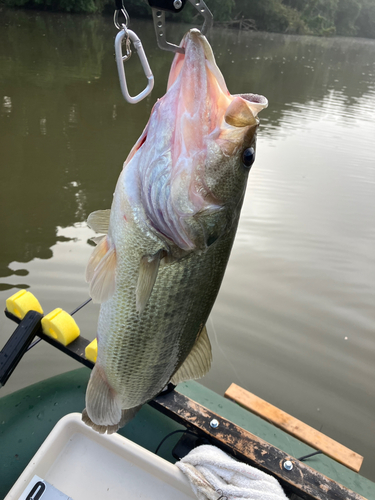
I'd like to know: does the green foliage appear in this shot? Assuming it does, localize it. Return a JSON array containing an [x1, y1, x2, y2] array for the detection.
[[2, 0, 107, 13], [233, 0, 375, 38], [335, 0, 361, 35], [352, 0, 375, 38], [234, 0, 309, 34], [1, 0, 375, 38]]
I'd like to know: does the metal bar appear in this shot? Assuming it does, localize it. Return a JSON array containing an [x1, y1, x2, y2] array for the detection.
[[150, 390, 366, 500]]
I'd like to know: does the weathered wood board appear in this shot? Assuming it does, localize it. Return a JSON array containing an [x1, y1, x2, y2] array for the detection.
[[224, 383, 363, 473]]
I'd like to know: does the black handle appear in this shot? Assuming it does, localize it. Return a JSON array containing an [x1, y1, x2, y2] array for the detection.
[[147, 0, 187, 14], [0, 310, 43, 387]]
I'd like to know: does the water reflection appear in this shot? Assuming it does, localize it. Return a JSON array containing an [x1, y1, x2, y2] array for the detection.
[[0, 8, 375, 484], [1, 10, 374, 282]]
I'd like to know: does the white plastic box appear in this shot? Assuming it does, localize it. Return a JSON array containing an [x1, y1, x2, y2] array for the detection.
[[6, 413, 195, 500]]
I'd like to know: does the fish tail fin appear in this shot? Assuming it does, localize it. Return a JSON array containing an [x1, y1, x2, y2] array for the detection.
[[83, 364, 122, 434], [82, 364, 142, 434]]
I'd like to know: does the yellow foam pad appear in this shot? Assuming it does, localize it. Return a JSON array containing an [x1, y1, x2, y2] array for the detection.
[[41, 308, 80, 346], [6, 290, 43, 320], [85, 339, 98, 363]]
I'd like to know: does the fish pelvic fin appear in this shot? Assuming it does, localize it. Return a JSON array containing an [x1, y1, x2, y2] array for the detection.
[[86, 235, 116, 303], [171, 325, 212, 385], [87, 209, 111, 234], [136, 251, 162, 314]]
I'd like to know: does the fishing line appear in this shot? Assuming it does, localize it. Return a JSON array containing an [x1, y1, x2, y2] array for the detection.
[[208, 316, 245, 387], [155, 429, 201, 455], [70, 297, 92, 316], [26, 297, 93, 351], [297, 450, 323, 461]]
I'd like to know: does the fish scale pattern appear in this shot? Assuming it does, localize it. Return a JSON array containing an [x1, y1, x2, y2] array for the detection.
[[98, 210, 238, 409]]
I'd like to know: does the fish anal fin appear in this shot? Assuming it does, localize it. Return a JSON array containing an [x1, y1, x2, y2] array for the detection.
[[87, 209, 111, 234], [136, 251, 162, 314], [171, 325, 212, 385], [86, 236, 116, 304], [83, 364, 122, 433], [118, 405, 143, 428]]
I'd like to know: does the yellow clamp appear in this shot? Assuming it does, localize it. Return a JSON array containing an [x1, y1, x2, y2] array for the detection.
[[85, 339, 98, 363], [41, 308, 80, 346], [6, 290, 43, 320]]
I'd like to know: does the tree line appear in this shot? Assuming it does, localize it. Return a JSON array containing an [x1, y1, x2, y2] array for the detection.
[[2, 0, 375, 38]]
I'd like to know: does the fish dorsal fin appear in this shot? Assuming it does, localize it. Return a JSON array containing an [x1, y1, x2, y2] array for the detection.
[[86, 236, 116, 303], [87, 209, 111, 234], [136, 251, 162, 314], [82, 364, 123, 434], [170, 325, 212, 385]]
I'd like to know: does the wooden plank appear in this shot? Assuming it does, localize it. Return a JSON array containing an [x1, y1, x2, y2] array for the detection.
[[151, 389, 367, 500], [224, 383, 363, 473]]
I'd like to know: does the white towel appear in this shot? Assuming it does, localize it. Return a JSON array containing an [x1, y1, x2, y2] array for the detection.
[[176, 445, 288, 500]]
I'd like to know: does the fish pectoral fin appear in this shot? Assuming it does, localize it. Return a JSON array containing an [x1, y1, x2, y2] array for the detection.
[[87, 209, 111, 234], [171, 325, 212, 385], [136, 251, 162, 314], [86, 236, 116, 304], [83, 364, 122, 434]]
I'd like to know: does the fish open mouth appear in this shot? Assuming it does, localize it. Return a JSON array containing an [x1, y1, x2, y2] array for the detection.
[[240, 93, 268, 105], [237, 94, 268, 117]]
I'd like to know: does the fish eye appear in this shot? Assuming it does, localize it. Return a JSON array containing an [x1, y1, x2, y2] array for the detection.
[[242, 147, 255, 169]]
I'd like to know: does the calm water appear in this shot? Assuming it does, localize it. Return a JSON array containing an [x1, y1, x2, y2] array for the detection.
[[0, 9, 374, 481]]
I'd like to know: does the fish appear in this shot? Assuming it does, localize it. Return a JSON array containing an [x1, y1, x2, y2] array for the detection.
[[82, 28, 268, 434]]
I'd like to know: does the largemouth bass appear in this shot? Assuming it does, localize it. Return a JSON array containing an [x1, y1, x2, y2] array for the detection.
[[82, 29, 267, 433]]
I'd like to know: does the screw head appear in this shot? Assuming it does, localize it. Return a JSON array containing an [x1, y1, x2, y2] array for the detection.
[[283, 460, 293, 471], [173, 0, 183, 9], [210, 419, 219, 428]]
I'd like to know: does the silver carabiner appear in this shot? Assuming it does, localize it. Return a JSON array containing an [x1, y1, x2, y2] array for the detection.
[[115, 28, 154, 104]]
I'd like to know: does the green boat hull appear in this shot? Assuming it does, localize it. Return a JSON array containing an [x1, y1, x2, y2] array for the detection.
[[1, 368, 374, 499]]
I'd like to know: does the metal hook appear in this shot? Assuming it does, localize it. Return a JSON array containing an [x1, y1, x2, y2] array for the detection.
[[151, 0, 213, 54], [115, 28, 154, 104], [114, 7, 130, 30]]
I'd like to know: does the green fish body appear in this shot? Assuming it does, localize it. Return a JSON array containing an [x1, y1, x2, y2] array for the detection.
[[83, 29, 267, 433]]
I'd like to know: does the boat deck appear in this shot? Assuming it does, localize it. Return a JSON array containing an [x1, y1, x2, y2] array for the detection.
[[1, 368, 374, 499]]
